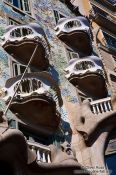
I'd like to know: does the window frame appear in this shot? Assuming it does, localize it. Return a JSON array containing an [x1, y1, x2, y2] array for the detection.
[[103, 31, 116, 50], [53, 10, 66, 24], [8, 18, 20, 25], [9, 60, 31, 77], [6, 0, 31, 14], [66, 48, 79, 61], [19, 0, 30, 13]]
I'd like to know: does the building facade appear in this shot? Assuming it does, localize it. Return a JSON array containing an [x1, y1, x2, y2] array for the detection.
[[0, 0, 115, 174]]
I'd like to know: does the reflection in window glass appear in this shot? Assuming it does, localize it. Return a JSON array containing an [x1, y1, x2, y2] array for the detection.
[[106, 154, 116, 175], [103, 32, 116, 50], [107, 0, 116, 4], [7, 0, 30, 13], [54, 10, 66, 24]]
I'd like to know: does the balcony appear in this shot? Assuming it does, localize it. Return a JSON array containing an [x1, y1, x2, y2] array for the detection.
[[1, 72, 63, 135], [90, 0, 116, 17], [28, 141, 51, 163], [64, 56, 108, 98], [90, 12, 116, 35], [0, 129, 90, 175], [90, 97, 112, 114], [28, 140, 90, 174], [98, 44, 116, 57], [1, 23, 50, 70], [55, 17, 92, 56]]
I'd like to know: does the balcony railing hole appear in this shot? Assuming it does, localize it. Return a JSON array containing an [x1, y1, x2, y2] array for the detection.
[[75, 61, 95, 71], [65, 20, 81, 29], [14, 79, 43, 95], [10, 27, 33, 38]]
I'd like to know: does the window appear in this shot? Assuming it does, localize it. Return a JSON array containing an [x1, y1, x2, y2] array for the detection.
[[54, 10, 66, 24], [67, 49, 79, 60], [9, 18, 20, 25], [103, 32, 116, 50], [6, 0, 31, 13], [19, 0, 30, 12], [105, 130, 116, 175], [107, 0, 116, 5], [12, 61, 30, 76]]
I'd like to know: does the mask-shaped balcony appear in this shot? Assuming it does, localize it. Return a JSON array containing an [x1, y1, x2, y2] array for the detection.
[[55, 17, 92, 55], [1, 72, 63, 135], [64, 56, 108, 99], [1, 23, 50, 70]]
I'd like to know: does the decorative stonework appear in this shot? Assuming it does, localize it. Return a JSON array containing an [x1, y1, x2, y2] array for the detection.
[[55, 16, 92, 55], [0, 0, 115, 175]]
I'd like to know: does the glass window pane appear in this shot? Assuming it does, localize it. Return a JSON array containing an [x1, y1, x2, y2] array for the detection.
[[106, 154, 116, 175]]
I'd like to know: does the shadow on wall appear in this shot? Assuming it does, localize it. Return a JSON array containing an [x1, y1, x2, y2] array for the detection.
[[105, 129, 116, 175], [60, 119, 72, 143], [59, 0, 82, 16], [0, 161, 14, 175], [48, 65, 60, 83]]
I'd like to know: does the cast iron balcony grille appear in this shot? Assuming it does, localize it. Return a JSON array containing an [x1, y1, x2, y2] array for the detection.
[[90, 97, 112, 114], [28, 141, 51, 163]]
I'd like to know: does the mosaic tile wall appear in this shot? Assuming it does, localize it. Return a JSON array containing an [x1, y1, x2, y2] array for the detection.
[[0, 0, 79, 139]]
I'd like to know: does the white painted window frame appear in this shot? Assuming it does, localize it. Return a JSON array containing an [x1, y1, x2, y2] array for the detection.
[[9, 60, 31, 77], [18, 0, 30, 13]]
